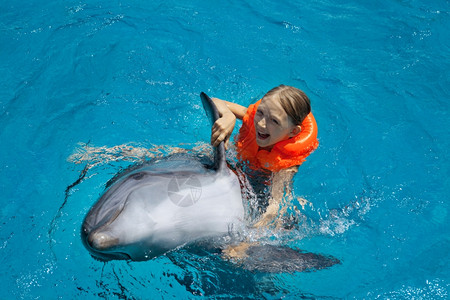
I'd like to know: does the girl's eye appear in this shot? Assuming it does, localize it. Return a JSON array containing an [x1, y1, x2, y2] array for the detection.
[[272, 118, 279, 125], [256, 110, 263, 116]]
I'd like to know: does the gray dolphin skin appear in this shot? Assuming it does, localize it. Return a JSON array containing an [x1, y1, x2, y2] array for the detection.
[[81, 92, 340, 272], [81, 92, 244, 261]]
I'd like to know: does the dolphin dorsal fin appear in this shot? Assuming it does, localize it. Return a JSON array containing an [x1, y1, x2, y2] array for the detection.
[[200, 92, 227, 172]]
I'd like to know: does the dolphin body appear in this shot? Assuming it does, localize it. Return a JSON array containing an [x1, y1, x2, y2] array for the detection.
[[81, 92, 340, 272]]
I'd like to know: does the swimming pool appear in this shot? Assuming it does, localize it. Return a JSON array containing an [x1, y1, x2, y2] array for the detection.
[[1, 0, 449, 298]]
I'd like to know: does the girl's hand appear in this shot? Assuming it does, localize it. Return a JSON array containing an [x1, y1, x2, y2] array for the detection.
[[211, 111, 236, 149]]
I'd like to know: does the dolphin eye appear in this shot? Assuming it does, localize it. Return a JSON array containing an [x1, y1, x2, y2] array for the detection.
[[131, 172, 145, 180]]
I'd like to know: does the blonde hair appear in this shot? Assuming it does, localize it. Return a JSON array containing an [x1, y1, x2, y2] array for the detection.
[[262, 85, 311, 125]]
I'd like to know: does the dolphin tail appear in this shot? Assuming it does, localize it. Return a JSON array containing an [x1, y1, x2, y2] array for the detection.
[[200, 92, 227, 172], [226, 244, 340, 273]]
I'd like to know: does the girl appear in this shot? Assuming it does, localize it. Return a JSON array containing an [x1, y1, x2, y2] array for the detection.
[[210, 85, 318, 227]]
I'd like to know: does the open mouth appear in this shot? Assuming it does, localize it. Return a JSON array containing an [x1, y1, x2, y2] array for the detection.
[[257, 131, 270, 140], [89, 248, 132, 261]]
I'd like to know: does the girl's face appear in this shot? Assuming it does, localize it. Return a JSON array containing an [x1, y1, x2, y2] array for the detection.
[[253, 95, 300, 149]]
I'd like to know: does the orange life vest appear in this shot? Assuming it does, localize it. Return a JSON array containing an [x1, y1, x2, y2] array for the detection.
[[236, 100, 319, 172]]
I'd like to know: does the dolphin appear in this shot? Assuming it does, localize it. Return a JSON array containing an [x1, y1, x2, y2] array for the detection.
[[81, 92, 340, 272], [81, 93, 244, 261]]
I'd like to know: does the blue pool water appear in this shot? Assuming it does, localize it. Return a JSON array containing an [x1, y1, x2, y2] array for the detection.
[[1, 0, 449, 298]]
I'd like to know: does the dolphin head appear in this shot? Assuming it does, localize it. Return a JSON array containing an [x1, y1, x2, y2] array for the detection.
[[81, 170, 173, 261]]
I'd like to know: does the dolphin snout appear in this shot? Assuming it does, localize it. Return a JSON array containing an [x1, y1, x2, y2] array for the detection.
[[88, 231, 119, 251]]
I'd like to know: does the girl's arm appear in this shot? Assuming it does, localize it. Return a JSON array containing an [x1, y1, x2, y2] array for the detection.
[[254, 166, 299, 228], [210, 98, 247, 148], [224, 166, 300, 258], [212, 98, 247, 120]]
